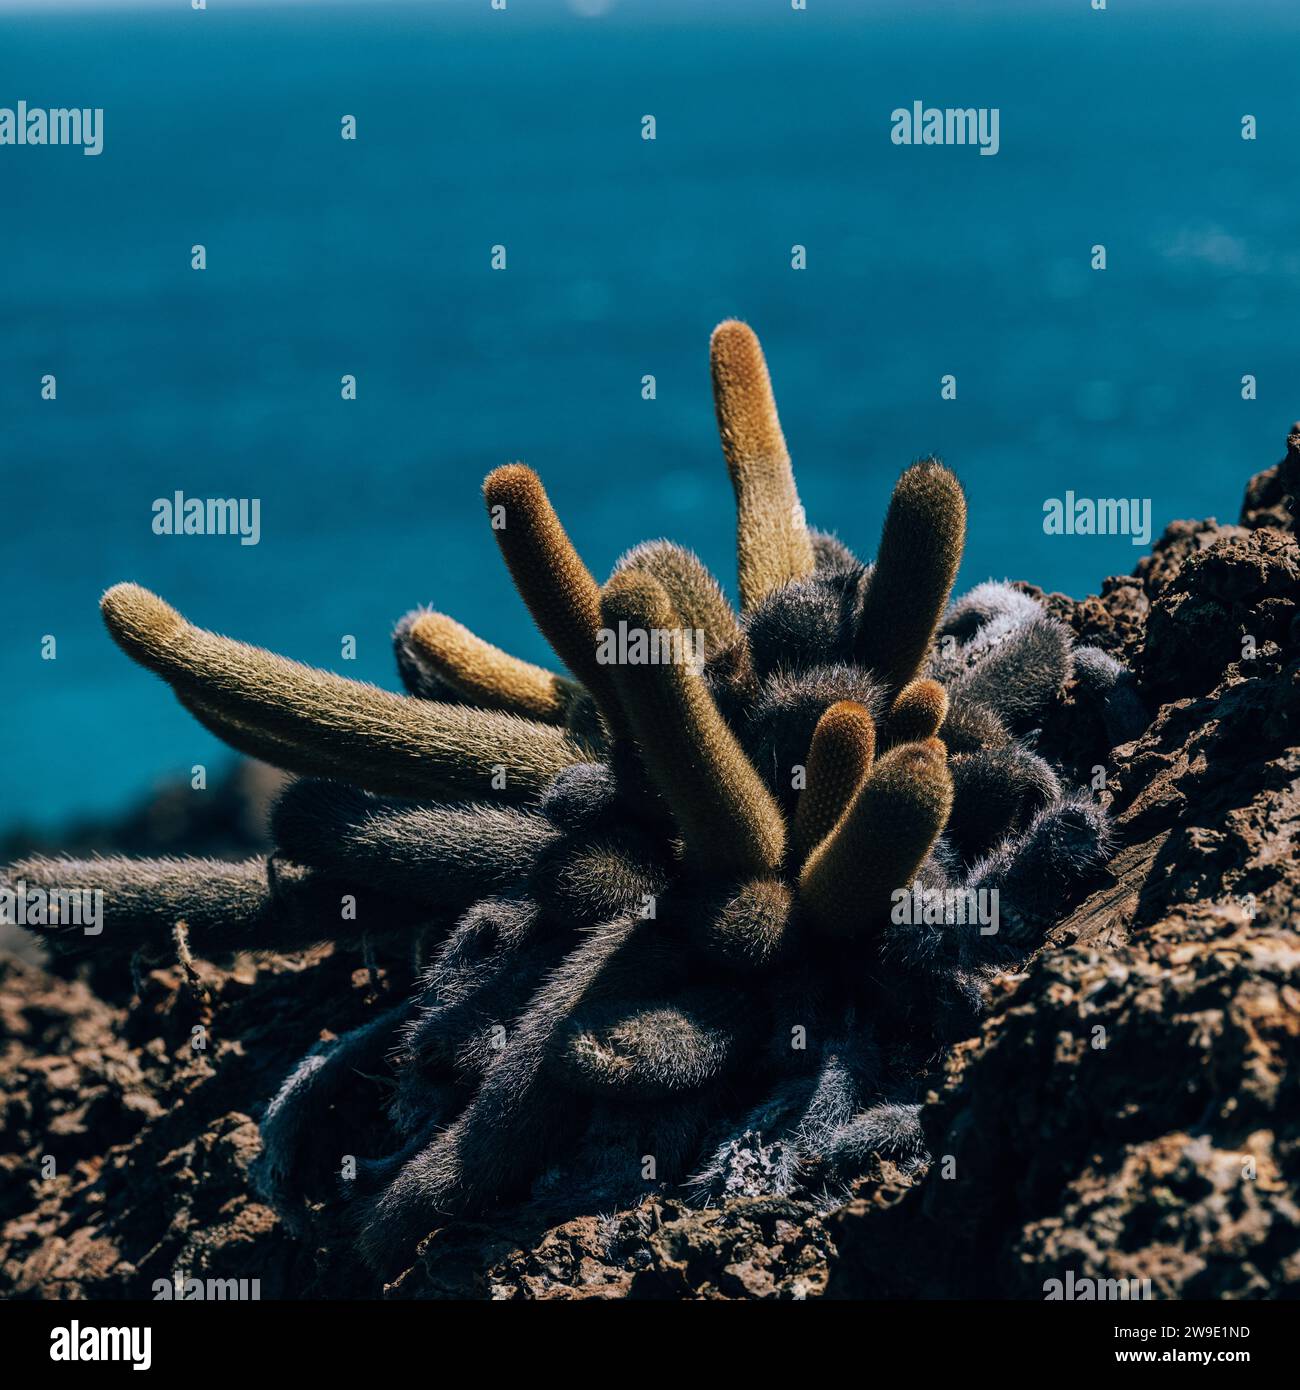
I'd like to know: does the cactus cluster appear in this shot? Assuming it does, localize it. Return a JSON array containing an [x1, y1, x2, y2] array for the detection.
[[9, 322, 1144, 1274]]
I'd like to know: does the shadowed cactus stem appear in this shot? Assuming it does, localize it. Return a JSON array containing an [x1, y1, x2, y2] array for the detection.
[[179, 689, 391, 789], [559, 991, 750, 1097], [700, 876, 793, 971]]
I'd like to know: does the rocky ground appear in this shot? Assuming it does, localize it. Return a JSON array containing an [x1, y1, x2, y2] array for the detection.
[[2, 442, 1297, 1300]]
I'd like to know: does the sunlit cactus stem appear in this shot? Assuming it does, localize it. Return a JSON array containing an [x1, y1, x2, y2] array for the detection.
[[855, 460, 967, 694], [710, 319, 816, 611], [799, 738, 954, 937]]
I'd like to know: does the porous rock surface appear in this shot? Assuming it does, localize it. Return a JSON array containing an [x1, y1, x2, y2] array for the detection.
[[2, 459, 1296, 1300]]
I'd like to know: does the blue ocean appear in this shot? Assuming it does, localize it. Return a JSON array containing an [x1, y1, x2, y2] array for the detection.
[[2, 0, 1297, 832]]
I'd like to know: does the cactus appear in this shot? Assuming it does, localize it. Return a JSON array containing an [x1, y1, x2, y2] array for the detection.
[[5, 321, 1133, 1275]]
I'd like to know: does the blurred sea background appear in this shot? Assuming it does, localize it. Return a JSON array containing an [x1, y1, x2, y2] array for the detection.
[[1, 0, 1298, 834]]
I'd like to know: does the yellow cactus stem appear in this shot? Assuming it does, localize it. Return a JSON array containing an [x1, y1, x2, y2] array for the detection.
[[101, 583, 588, 802], [799, 736, 953, 937], [855, 459, 967, 694], [790, 699, 877, 869], [599, 570, 787, 878], [407, 611, 582, 724], [709, 319, 816, 612], [179, 690, 382, 786], [885, 677, 949, 747], [482, 462, 629, 735], [612, 540, 742, 659]]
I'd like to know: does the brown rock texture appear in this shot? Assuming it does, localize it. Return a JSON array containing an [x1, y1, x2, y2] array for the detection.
[[2, 449, 1297, 1301]]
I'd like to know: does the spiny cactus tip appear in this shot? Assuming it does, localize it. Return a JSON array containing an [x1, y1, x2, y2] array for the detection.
[[888, 678, 949, 745], [408, 610, 573, 723], [483, 460, 540, 506], [710, 317, 756, 352], [710, 319, 786, 464], [101, 582, 185, 651], [601, 567, 671, 629], [798, 736, 952, 937], [790, 699, 877, 868], [855, 458, 967, 693], [816, 699, 877, 746]]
